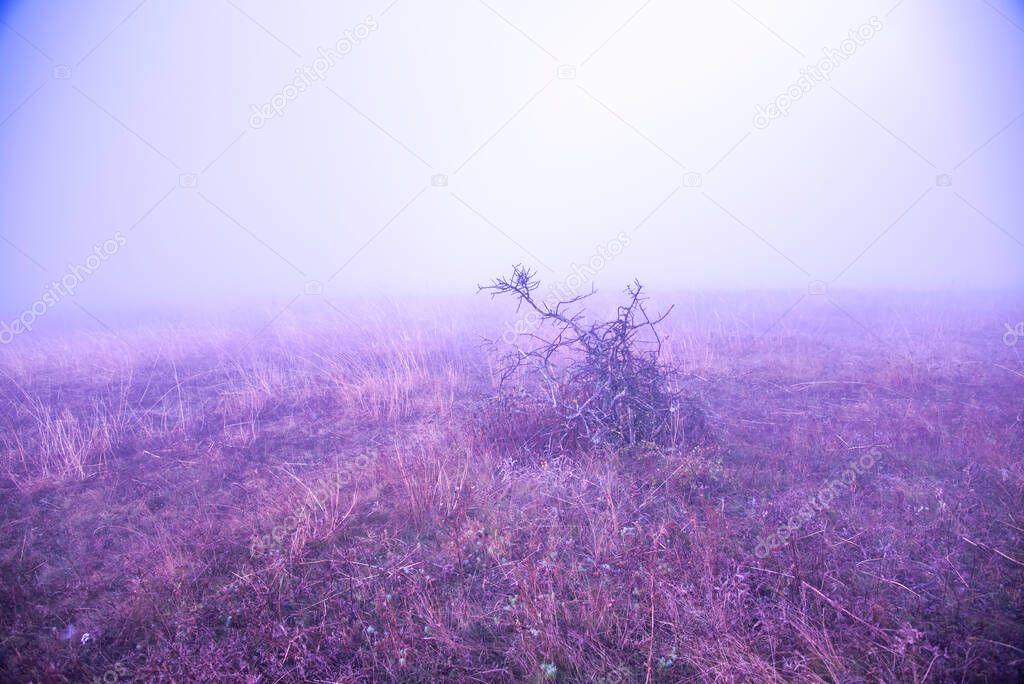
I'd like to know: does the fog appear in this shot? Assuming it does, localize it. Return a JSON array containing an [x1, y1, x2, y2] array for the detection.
[[1, 0, 1022, 329]]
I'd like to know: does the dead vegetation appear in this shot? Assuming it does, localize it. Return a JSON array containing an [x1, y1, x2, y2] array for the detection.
[[0, 296, 1022, 682], [479, 265, 703, 455]]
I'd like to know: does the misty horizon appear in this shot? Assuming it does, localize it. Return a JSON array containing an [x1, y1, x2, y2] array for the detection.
[[3, 3, 1024, 681], [2, 0, 1023, 336]]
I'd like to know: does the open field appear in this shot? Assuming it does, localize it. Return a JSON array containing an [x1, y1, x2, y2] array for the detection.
[[1, 293, 1022, 682]]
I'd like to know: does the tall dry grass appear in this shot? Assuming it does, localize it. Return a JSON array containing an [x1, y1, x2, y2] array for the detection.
[[0, 293, 1021, 681]]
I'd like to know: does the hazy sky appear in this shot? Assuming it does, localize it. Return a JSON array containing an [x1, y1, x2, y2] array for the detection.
[[1, 0, 1022, 324]]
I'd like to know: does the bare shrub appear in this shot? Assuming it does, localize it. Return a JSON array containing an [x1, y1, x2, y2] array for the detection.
[[479, 265, 701, 453]]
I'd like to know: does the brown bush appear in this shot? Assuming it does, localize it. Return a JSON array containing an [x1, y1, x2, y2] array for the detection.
[[479, 265, 702, 454]]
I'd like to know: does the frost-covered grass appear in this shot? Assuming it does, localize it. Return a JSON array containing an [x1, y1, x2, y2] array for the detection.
[[0, 294, 1022, 682]]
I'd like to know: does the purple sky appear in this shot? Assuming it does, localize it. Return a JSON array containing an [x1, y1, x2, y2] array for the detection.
[[1, 0, 1022, 325]]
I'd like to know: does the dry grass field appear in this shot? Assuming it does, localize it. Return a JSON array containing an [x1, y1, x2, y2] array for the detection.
[[0, 293, 1022, 682]]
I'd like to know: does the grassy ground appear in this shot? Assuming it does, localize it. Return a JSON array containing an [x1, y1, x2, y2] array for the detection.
[[0, 294, 1022, 682]]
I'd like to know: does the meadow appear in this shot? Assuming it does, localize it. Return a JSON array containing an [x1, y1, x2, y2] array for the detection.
[[0, 293, 1022, 682]]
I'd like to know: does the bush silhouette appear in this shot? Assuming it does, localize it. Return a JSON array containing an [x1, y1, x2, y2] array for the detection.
[[480, 265, 700, 453]]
